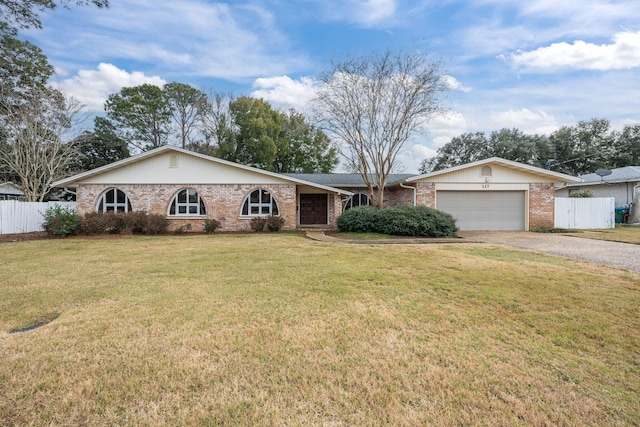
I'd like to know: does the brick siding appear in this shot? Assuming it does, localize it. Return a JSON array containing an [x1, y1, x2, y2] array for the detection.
[[77, 184, 298, 232], [529, 183, 555, 230]]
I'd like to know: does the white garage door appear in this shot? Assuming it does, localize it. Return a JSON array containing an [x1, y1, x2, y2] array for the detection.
[[436, 191, 526, 231]]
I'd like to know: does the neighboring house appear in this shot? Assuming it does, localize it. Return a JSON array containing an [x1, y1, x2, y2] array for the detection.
[[52, 148, 580, 232], [0, 182, 25, 201], [556, 166, 640, 208]]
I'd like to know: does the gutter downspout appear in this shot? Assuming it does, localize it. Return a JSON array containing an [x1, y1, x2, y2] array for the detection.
[[399, 182, 416, 206]]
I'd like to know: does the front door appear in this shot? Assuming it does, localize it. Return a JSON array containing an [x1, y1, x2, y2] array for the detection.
[[300, 194, 328, 225]]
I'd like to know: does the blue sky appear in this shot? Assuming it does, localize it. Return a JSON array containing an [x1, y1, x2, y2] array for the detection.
[[23, 0, 640, 172]]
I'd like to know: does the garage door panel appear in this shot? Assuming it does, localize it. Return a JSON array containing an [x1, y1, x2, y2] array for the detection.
[[437, 191, 525, 231]]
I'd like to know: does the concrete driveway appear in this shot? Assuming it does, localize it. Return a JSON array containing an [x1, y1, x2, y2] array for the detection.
[[459, 231, 640, 274]]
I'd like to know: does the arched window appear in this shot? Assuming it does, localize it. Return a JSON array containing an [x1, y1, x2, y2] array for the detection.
[[344, 193, 371, 210], [481, 166, 492, 177], [241, 189, 279, 216], [97, 188, 132, 213], [169, 188, 206, 216]]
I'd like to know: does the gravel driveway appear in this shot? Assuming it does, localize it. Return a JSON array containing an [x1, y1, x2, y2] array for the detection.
[[459, 231, 640, 273]]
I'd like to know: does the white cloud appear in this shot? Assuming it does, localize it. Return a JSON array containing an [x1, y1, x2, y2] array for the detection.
[[51, 63, 166, 111], [31, 1, 309, 82], [442, 75, 472, 92], [250, 76, 319, 110], [510, 31, 640, 71], [426, 111, 469, 148], [489, 108, 560, 134]]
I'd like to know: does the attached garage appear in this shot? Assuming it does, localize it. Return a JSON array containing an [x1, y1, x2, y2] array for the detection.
[[436, 190, 526, 231], [402, 157, 581, 231]]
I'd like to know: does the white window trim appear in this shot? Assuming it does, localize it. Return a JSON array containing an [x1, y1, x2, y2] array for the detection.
[[241, 189, 279, 217], [169, 188, 207, 217], [97, 188, 131, 213]]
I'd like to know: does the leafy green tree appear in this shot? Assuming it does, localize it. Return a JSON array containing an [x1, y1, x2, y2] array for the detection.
[[548, 118, 615, 175], [216, 97, 338, 173], [216, 97, 282, 169], [488, 128, 551, 169], [164, 82, 207, 149], [104, 84, 172, 152], [0, 23, 53, 95], [611, 124, 640, 168], [69, 117, 130, 172], [420, 128, 552, 173], [420, 132, 488, 172], [273, 110, 338, 173]]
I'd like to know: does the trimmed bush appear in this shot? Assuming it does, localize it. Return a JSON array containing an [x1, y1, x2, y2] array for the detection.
[[144, 214, 169, 234], [337, 205, 457, 237], [79, 211, 168, 235], [377, 205, 457, 237], [42, 205, 81, 236], [250, 216, 268, 232], [336, 206, 382, 233], [80, 212, 112, 235], [266, 215, 285, 232], [203, 218, 221, 234]]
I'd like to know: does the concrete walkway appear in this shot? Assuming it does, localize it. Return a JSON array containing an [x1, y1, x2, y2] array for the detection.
[[459, 231, 640, 273]]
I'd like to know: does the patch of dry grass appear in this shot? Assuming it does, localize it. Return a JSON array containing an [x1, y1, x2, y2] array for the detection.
[[1, 235, 639, 426], [568, 225, 640, 244]]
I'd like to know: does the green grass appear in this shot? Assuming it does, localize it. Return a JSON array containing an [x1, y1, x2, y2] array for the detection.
[[1, 234, 639, 425]]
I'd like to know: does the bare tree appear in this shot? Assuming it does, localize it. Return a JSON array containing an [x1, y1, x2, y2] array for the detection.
[[314, 50, 447, 208], [164, 82, 207, 149], [198, 90, 235, 155], [0, 86, 82, 201]]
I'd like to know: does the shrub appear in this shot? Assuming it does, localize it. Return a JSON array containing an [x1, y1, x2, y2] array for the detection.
[[80, 212, 111, 235], [569, 190, 593, 198], [266, 215, 285, 232], [250, 216, 268, 232], [336, 206, 382, 233], [144, 214, 169, 234], [377, 205, 457, 237], [79, 211, 168, 235], [203, 218, 221, 234], [42, 205, 81, 236], [337, 205, 457, 237]]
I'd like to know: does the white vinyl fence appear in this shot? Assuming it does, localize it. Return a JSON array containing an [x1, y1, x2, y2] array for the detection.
[[554, 197, 615, 229], [0, 201, 76, 234]]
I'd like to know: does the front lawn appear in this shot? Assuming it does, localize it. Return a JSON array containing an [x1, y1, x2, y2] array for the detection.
[[1, 234, 639, 425], [568, 225, 640, 244]]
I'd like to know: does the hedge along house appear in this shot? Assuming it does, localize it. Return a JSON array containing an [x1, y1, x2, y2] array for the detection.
[[52, 146, 352, 232], [396, 158, 581, 231]]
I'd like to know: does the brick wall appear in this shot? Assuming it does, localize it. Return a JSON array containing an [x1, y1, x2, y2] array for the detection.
[[77, 184, 297, 232], [415, 182, 436, 208], [529, 183, 555, 230]]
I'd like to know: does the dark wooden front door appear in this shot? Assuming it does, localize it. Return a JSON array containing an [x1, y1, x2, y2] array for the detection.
[[300, 194, 328, 225]]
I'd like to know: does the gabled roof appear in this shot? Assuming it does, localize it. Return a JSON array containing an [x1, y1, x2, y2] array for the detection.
[[405, 157, 581, 183], [283, 173, 415, 187], [0, 182, 24, 195], [52, 146, 352, 195], [561, 166, 640, 187]]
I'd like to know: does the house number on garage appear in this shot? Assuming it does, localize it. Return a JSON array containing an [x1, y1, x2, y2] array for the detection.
[[482, 184, 490, 189]]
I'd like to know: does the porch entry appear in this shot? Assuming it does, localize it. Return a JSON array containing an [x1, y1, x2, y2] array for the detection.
[[300, 194, 328, 225]]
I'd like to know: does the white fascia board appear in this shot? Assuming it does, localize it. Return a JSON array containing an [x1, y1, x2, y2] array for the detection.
[[405, 157, 581, 183]]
